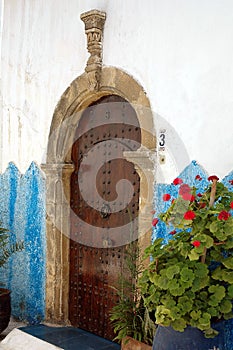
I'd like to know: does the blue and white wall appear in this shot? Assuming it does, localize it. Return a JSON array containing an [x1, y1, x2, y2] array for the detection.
[[0, 0, 233, 324], [0, 162, 46, 323]]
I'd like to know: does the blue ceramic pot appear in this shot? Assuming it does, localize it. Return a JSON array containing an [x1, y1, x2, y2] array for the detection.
[[152, 319, 233, 350]]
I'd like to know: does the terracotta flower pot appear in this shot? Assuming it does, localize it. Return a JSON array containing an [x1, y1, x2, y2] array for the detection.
[[0, 288, 11, 334], [121, 336, 152, 350]]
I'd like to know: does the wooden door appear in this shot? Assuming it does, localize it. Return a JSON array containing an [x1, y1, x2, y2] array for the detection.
[[69, 95, 141, 340]]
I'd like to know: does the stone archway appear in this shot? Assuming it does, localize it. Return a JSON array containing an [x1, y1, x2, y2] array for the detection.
[[42, 66, 156, 324]]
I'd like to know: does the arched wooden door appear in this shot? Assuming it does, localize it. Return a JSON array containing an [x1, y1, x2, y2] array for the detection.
[[69, 95, 141, 340]]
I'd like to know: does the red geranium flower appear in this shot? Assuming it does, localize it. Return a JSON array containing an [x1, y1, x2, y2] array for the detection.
[[192, 240, 201, 247], [230, 202, 233, 209], [179, 184, 191, 195], [229, 180, 233, 185], [169, 230, 176, 235], [173, 178, 183, 185], [163, 193, 171, 201], [218, 211, 231, 221], [184, 210, 196, 220], [195, 175, 202, 181], [182, 193, 195, 202], [197, 193, 203, 197], [208, 175, 219, 182], [152, 218, 159, 226]]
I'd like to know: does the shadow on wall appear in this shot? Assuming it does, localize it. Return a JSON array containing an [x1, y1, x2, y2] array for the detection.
[[0, 162, 46, 324]]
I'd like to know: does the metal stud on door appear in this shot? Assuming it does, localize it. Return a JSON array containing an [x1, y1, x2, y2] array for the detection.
[[69, 95, 141, 340]]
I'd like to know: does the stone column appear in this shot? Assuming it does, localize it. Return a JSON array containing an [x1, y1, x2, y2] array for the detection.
[[41, 163, 74, 323], [124, 148, 156, 250]]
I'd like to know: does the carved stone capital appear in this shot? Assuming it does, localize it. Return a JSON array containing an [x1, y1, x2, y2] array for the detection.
[[81, 10, 106, 90]]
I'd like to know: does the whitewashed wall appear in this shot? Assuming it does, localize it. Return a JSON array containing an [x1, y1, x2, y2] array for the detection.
[[1, 0, 233, 181]]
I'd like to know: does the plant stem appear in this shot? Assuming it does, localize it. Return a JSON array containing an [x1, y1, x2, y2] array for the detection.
[[201, 179, 217, 263], [209, 179, 217, 207], [201, 247, 207, 263]]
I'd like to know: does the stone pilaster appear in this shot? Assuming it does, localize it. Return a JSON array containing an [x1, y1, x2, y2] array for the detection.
[[41, 163, 74, 323], [123, 148, 156, 249]]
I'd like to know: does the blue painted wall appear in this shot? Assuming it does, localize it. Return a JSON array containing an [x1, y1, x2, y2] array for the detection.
[[153, 160, 233, 348], [0, 162, 46, 324]]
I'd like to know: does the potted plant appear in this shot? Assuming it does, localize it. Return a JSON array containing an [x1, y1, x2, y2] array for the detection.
[[110, 241, 156, 349], [0, 222, 23, 334], [139, 175, 233, 349]]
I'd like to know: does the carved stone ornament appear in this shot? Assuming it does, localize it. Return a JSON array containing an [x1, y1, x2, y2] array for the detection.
[[80, 10, 106, 91]]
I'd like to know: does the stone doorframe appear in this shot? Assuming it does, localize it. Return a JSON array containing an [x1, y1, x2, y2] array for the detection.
[[42, 66, 156, 324]]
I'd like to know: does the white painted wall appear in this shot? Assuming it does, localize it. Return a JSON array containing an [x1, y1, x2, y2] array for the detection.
[[1, 0, 233, 181]]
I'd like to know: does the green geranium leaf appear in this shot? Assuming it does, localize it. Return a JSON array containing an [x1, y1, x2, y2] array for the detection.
[[224, 220, 233, 235], [223, 311, 233, 320], [161, 296, 176, 309], [224, 240, 233, 249], [167, 279, 179, 290], [209, 221, 219, 233], [166, 265, 180, 279], [195, 263, 209, 278], [192, 276, 209, 292], [205, 235, 214, 248], [214, 230, 227, 241], [208, 307, 219, 317], [212, 266, 223, 280], [171, 318, 186, 332], [208, 297, 220, 307], [188, 249, 200, 261], [150, 272, 162, 286], [177, 300, 193, 314], [190, 310, 201, 320], [199, 291, 208, 301], [155, 305, 172, 325], [182, 280, 194, 289], [197, 313, 211, 330], [204, 327, 219, 338], [185, 290, 195, 300], [170, 306, 180, 319], [208, 285, 225, 300], [222, 257, 233, 270], [220, 299, 232, 313], [180, 267, 195, 282], [222, 270, 233, 283], [227, 285, 233, 298], [157, 275, 169, 289], [170, 286, 185, 296]]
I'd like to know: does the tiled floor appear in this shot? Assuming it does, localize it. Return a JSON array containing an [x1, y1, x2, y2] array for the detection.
[[20, 324, 120, 350], [1, 320, 120, 350]]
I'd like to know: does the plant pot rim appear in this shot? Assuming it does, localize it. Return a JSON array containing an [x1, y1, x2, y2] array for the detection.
[[0, 288, 11, 295], [121, 336, 152, 350]]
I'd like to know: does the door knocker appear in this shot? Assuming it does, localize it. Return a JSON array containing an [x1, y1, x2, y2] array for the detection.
[[100, 203, 111, 219]]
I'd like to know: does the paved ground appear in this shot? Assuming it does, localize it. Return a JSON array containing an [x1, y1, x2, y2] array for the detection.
[[0, 319, 121, 350], [0, 318, 27, 341]]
